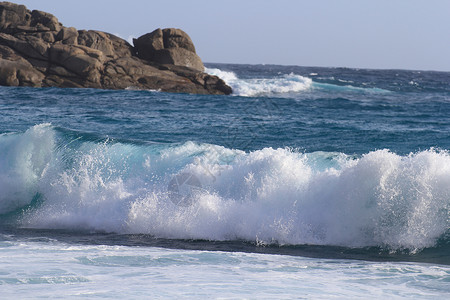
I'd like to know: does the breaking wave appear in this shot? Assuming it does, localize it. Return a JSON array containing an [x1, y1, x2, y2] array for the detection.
[[206, 67, 393, 97], [206, 67, 313, 97], [0, 124, 449, 252]]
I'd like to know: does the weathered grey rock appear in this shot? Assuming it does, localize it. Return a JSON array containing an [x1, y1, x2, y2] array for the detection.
[[162, 28, 196, 53], [133, 28, 204, 71], [30, 10, 61, 32], [159, 64, 232, 95], [40, 31, 55, 43], [102, 56, 189, 91], [0, 57, 44, 86], [56, 27, 78, 44], [77, 30, 116, 57], [0, 2, 30, 30], [153, 48, 204, 72], [0, 32, 49, 59], [106, 32, 134, 58], [49, 44, 104, 85], [0, 42, 16, 58], [0, 2, 231, 94], [133, 28, 163, 61]]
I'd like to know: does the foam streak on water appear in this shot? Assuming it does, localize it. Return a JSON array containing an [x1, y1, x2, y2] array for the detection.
[[1, 124, 448, 253], [0, 236, 449, 299]]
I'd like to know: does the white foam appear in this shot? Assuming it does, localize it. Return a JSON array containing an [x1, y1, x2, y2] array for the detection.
[[1, 125, 449, 251], [2, 239, 448, 299], [314, 81, 391, 94], [127, 147, 450, 250], [206, 68, 312, 97]]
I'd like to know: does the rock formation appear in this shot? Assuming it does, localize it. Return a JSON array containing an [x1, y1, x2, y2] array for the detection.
[[133, 28, 204, 72], [0, 2, 232, 95]]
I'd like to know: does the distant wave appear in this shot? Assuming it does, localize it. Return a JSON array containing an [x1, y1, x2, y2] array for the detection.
[[206, 67, 394, 97], [313, 82, 392, 94], [206, 68, 313, 97], [1, 124, 449, 252]]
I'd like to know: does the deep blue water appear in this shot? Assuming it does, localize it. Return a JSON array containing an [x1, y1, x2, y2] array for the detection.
[[0, 63, 449, 264], [1, 64, 449, 155]]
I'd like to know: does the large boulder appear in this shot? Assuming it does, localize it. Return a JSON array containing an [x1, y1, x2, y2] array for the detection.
[[133, 28, 164, 61], [77, 30, 115, 57], [0, 2, 230, 94], [30, 9, 61, 32], [0, 57, 44, 86], [0, 2, 30, 30], [134, 28, 204, 71], [0, 32, 49, 59], [48, 43, 107, 86], [105, 32, 135, 58], [56, 26, 78, 44], [153, 48, 204, 71]]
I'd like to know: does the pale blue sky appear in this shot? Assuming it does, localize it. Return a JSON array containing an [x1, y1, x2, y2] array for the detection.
[[16, 0, 450, 71]]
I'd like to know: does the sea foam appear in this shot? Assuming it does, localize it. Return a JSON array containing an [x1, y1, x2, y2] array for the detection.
[[206, 68, 313, 97], [1, 125, 449, 251]]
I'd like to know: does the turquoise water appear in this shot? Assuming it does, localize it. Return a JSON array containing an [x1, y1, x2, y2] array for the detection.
[[0, 64, 449, 298]]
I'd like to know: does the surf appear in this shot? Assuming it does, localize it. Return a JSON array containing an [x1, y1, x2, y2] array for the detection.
[[0, 124, 448, 254], [205, 67, 313, 97], [205, 66, 393, 97]]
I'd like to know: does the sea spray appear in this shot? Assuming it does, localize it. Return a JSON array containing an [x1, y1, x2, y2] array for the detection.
[[205, 67, 390, 97], [205, 68, 313, 97], [1, 125, 448, 251]]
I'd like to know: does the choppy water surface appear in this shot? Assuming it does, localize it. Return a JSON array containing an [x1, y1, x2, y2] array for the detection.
[[0, 63, 449, 298]]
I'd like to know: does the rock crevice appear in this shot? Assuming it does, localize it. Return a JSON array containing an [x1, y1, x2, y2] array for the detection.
[[0, 2, 232, 95]]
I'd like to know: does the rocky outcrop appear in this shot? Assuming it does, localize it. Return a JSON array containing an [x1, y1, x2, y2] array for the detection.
[[0, 2, 232, 94], [133, 28, 204, 72]]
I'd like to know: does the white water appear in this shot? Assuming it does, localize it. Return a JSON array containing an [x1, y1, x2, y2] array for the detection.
[[206, 67, 313, 97], [1, 236, 449, 299], [205, 67, 391, 97], [1, 125, 449, 251]]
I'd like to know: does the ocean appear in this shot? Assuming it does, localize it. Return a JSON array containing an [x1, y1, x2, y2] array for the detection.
[[0, 63, 449, 298]]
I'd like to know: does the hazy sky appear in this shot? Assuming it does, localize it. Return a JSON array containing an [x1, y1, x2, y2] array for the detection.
[[16, 0, 450, 71]]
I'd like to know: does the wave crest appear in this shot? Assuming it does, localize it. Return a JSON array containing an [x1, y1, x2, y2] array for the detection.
[[1, 125, 449, 251], [206, 68, 313, 97]]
